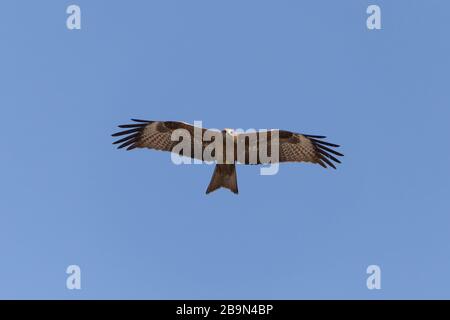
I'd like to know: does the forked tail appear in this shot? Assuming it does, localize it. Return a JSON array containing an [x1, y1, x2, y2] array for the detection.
[[206, 164, 238, 194]]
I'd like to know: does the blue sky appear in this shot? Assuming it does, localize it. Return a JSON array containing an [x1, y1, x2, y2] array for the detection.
[[1, 0, 449, 299]]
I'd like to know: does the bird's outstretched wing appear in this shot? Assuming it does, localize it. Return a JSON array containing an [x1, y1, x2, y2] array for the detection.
[[111, 119, 212, 160], [234, 130, 343, 169], [113, 121, 343, 168]]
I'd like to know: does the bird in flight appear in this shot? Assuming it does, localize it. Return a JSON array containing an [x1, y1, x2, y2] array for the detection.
[[112, 119, 343, 194]]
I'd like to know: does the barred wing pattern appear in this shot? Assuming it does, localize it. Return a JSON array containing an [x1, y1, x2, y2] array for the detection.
[[234, 130, 343, 168], [111, 119, 212, 160], [278, 131, 343, 169]]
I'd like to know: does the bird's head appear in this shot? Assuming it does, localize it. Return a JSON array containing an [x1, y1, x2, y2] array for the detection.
[[223, 128, 234, 136]]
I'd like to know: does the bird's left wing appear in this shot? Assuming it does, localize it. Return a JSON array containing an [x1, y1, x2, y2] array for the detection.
[[234, 129, 343, 168]]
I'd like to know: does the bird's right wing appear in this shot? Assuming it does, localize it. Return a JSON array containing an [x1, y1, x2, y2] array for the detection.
[[111, 119, 215, 160]]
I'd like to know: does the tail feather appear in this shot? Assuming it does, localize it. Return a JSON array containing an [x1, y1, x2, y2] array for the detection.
[[206, 164, 238, 194]]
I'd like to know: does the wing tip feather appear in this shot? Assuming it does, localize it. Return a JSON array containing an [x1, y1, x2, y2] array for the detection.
[[112, 120, 149, 150], [303, 134, 343, 169]]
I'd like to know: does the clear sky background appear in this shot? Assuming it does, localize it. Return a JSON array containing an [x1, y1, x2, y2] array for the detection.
[[1, 0, 449, 299]]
